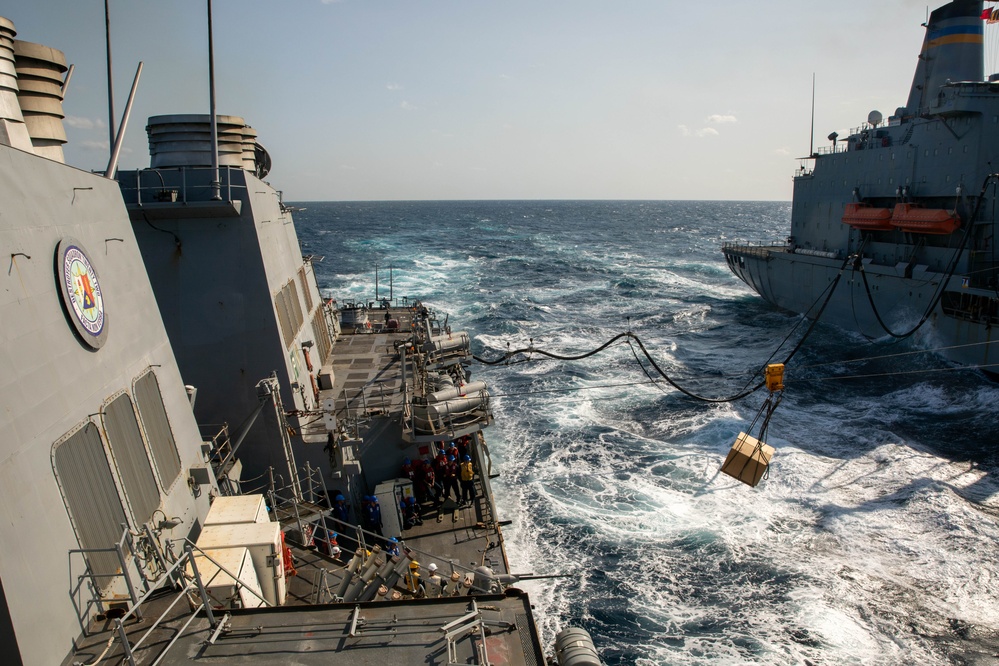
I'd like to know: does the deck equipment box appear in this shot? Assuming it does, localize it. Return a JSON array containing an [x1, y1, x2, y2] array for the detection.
[[196, 521, 285, 605]]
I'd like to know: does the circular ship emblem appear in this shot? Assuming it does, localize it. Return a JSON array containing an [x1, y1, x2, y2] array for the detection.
[[56, 238, 108, 349]]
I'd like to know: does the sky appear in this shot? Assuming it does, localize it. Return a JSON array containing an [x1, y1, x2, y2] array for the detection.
[[4, 1, 992, 201]]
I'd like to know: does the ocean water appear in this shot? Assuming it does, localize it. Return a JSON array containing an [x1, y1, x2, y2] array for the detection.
[[293, 200, 999, 665]]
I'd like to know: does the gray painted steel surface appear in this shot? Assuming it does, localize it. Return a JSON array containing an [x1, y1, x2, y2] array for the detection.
[[0, 137, 212, 665]]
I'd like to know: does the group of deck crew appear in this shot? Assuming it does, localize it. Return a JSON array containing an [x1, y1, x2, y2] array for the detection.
[[306, 435, 480, 598], [400, 435, 478, 516]]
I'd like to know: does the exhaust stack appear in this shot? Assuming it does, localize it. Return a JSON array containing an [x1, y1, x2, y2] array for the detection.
[[905, 0, 985, 114]]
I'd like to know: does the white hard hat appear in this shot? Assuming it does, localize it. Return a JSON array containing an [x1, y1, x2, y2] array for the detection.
[[428, 563, 438, 572]]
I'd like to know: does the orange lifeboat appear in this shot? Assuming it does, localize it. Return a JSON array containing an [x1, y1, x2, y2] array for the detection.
[[841, 203, 893, 230], [890, 203, 961, 234]]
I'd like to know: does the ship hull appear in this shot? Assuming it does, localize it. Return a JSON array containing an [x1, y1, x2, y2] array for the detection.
[[723, 245, 997, 370]]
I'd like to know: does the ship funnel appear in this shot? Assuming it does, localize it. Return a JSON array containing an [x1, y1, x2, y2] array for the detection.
[[146, 113, 268, 177], [13, 39, 68, 163], [0, 17, 35, 153], [904, 0, 985, 114]]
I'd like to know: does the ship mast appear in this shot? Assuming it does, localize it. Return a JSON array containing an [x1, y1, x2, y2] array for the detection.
[[207, 0, 221, 200], [104, 0, 115, 159], [809, 73, 815, 156]]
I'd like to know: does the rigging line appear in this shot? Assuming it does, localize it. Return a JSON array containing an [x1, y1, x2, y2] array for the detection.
[[479, 260, 850, 404], [626, 338, 671, 395], [808, 361, 999, 382], [856, 172, 997, 339], [482, 354, 760, 382], [472, 331, 634, 365], [794, 339, 999, 370], [771, 254, 853, 368], [747, 263, 849, 387]]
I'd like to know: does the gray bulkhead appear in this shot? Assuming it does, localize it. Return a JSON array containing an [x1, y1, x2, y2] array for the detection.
[[0, 144, 212, 665], [120, 163, 335, 484]]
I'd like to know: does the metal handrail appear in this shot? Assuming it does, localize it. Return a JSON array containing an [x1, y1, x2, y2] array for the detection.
[[123, 165, 243, 204]]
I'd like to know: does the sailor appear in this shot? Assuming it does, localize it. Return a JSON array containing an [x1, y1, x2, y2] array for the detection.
[[421, 459, 439, 507], [426, 562, 444, 597], [403, 495, 423, 528], [332, 493, 350, 525], [405, 561, 426, 596], [320, 531, 341, 559], [441, 454, 460, 503], [459, 454, 476, 506], [362, 495, 383, 536], [401, 457, 416, 484], [457, 435, 470, 460], [385, 537, 401, 557]]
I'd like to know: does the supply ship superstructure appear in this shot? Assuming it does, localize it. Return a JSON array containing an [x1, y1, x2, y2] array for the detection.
[[723, 0, 999, 370], [0, 12, 598, 666]]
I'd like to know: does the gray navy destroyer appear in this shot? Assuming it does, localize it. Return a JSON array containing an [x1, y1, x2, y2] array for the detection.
[[0, 10, 598, 666], [723, 0, 999, 371]]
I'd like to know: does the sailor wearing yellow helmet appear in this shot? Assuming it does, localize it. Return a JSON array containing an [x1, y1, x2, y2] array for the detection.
[[405, 560, 426, 597]]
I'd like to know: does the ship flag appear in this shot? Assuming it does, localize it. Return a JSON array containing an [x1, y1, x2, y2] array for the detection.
[[982, 8, 999, 23]]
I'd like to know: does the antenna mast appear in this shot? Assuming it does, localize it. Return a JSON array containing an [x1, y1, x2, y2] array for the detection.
[[207, 0, 221, 200], [809, 73, 815, 156], [104, 0, 115, 160]]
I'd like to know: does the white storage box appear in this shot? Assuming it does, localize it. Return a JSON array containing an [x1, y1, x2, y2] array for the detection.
[[189, 547, 265, 609], [197, 522, 285, 606], [204, 494, 270, 526]]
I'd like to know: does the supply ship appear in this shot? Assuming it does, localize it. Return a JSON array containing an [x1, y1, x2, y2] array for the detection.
[[0, 12, 598, 666], [723, 0, 999, 371]]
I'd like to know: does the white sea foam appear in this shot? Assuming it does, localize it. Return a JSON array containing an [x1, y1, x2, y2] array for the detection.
[[298, 200, 999, 664]]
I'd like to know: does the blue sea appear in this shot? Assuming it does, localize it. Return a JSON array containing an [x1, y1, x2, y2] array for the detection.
[[293, 200, 999, 665]]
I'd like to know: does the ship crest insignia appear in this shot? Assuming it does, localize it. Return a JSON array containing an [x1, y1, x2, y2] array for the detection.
[[56, 238, 108, 349]]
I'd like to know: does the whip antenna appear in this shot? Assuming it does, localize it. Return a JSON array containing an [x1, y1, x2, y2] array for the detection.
[[809, 73, 816, 156]]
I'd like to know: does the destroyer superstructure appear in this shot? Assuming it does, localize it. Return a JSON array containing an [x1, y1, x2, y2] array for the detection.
[[723, 0, 999, 370], [0, 18, 215, 665], [0, 9, 595, 666]]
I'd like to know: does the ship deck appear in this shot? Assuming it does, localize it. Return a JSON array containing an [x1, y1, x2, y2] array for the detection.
[[63, 304, 525, 665], [65, 590, 544, 665]]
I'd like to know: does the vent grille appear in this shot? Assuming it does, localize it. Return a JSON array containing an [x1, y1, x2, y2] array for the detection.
[[134, 372, 182, 490], [103, 393, 160, 524], [53, 422, 128, 590]]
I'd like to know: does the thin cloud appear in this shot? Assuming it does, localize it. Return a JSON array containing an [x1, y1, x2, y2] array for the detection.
[[80, 140, 111, 152], [401, 101, 417, 111], [386, 82, 403, 91], [707, 114, 738, 124], [679, 124, 720, 138], [64, 116, 106, 130], [774, 147, 791, 156]]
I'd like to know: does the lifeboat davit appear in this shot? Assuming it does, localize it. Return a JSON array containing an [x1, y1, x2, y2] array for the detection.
[[890, 203, 961, 234], [841, 203, 893, 230]]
